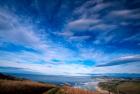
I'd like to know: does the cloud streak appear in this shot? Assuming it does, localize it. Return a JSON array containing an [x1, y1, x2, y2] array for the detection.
[[0, 0, 140, 75], [0, 9, 48, 51], [97, 55, 140, 67]]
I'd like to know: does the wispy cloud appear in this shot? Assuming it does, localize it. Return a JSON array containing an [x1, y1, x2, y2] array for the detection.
[[67, 19, 100, 31], [0, 59, 93, 76], [0, 0, 140, 75], [97, 55, 140, 67], [108, 9, 140, 20], [93, 62, 140, 74], [0, 9, 48, 51]]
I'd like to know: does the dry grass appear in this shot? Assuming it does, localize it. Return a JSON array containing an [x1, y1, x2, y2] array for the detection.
[[62, 86, 99, 94], [0, 79, 102, 94], [99, 80, 140, 94], [0, 72, 101, 94], [44, 86, 100, 94], [0, 79, 55, 94], [118, 82, 140, 94]]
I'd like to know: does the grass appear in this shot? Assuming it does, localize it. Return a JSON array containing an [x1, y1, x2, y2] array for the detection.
[[43, 86, 99, 94], [98, 80, 140, 94], [0, 79, 55, 94], [44, 87, 60, 94], [118, 82, 140, 94], [0, 79, 99, 94], [0, 80, 99, 94], [0, 73, 99, 94]]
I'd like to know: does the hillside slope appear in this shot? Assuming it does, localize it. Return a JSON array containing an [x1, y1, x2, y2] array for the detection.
[[0, 73, 99, 94]]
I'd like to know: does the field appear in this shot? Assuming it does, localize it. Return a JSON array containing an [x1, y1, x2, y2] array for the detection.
[[117, 81, 140, 94], [98, 79, 140, 94]]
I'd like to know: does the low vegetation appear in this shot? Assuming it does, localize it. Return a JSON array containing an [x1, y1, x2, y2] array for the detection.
[[98, 80, 140, 94], [44, 86, 98, 94], [0, 79, 56, 94], [3, 73, 139, 94], [117, 82, 140, 94], [0, 73, 99, 94]]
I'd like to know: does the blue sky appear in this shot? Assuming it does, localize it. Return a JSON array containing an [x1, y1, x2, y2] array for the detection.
[[0, 0, 140, 76]]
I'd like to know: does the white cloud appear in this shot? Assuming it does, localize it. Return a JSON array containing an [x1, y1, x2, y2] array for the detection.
[[67, 19, 100, 31], [92, 62, 140, 74], [90, 23, 116, 31], [108, 9, 140, 19], [0, 49, 93, 76], [0, 8, 93, 76], [69, 36, 90, 41], [0, 60, 92, 76], [0, 1, 140, 76], [74, 0, 110, 18], [0, 9, 48, 51], [96, 55, 140, 67], [78, 48, 111, 64], [121, 33, 140, 43], [55, 31, 73, 37]]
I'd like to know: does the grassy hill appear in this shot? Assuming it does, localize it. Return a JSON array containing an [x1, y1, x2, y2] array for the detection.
[[0, 73, 98, 94], [0, 73, 25, 80], [0, 73, 56, 94]]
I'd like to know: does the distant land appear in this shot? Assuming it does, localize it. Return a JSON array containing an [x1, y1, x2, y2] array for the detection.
[[90, 73, 140, 79]]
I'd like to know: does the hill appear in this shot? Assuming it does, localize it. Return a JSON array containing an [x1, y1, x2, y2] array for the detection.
[[0, 73, 23, 80], [98, 79, 140, 94], [0, 73, 99, 94]]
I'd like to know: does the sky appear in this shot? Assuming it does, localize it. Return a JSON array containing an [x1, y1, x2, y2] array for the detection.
[[0, 0, 140, 76]]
